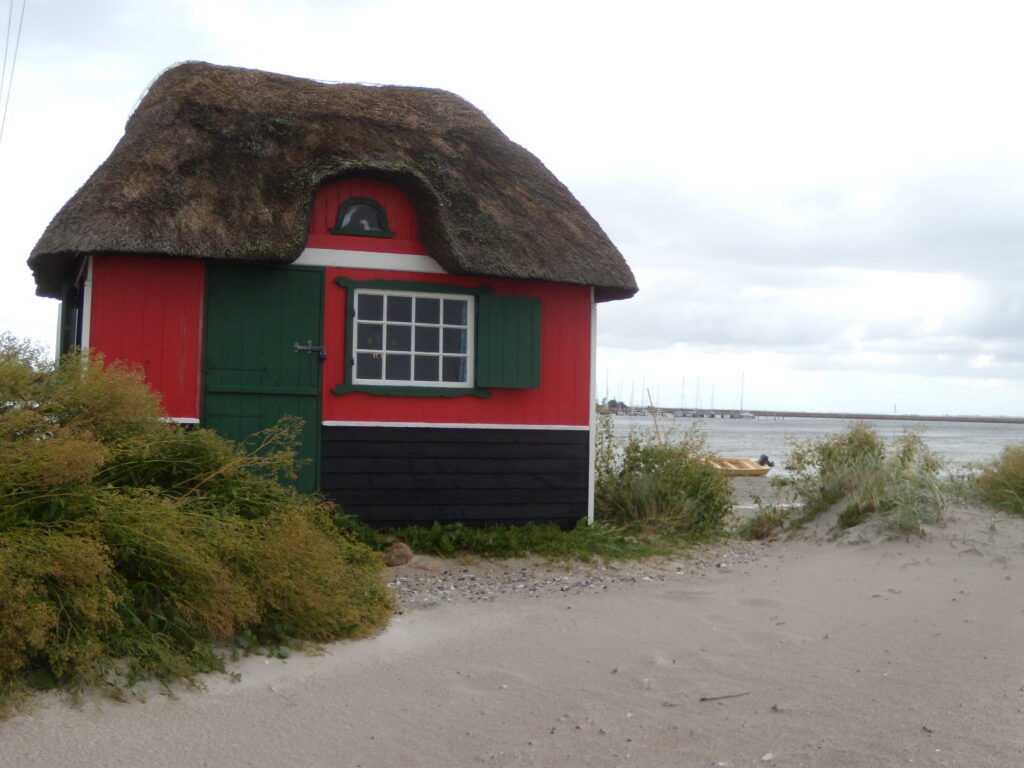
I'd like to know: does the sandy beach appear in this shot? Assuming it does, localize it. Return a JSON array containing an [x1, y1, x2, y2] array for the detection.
[[1, 494, 1022, 768]]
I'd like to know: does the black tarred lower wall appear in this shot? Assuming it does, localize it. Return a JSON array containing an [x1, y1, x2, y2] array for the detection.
[[320, 425, 590, 528]]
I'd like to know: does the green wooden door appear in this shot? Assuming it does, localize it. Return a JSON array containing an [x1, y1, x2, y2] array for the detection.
[[203, 263, 324, 493]]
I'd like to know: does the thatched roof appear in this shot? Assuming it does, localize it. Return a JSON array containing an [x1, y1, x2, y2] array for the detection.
[[29, 61, 637, 302]]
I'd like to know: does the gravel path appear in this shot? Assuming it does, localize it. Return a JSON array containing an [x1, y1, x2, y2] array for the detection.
[[387, 540, 769, 611], [386, 476, 785, 610]]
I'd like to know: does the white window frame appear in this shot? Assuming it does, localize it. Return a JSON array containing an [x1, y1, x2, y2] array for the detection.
[[351, 288, 475, 389]]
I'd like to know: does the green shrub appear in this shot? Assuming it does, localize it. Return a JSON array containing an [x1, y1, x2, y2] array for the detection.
[[974, 443, 1024, 515], [594, 416, 731, 539], [83, 489, 260, 643], [240, 502, 393, 642], [1, 335, 167, 529], [0, 531, 125, 684], [0, 335, 392, 715], [776, 422, 946, 535]]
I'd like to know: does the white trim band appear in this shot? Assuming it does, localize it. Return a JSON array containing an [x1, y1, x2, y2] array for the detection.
[[321, 420, 589, 431], [294, 248, 446, 273], [81, 255, 94, 349], [587, 288, 597, 525]]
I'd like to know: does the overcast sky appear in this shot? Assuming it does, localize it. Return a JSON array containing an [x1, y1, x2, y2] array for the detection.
[[2, 0, 1022, 416]]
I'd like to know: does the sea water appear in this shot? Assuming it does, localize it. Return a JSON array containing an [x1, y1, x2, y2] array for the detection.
[[611, 414, 1024, 473]]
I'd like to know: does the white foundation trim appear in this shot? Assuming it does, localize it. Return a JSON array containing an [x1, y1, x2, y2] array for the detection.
[[587, 288, 597, 525], [321, 420, 589, 431], [293, 248, 446, 273], [162, 417, 201, 425]]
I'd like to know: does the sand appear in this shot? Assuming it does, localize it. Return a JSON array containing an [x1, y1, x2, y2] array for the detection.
[[1, 501, 1022, 768]]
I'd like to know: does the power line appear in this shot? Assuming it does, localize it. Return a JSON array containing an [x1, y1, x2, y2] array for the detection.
[[0, 0, 27, 147], [0, 1, 13, 96]]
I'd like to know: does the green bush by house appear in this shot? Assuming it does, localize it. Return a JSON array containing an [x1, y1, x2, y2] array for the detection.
[[593, 414, 732, 539], [0, 333, 392, 715]]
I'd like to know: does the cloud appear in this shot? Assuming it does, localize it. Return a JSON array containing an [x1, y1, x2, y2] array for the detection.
[[5, 0, 1024, 415], [589, 156, 1024, 373]]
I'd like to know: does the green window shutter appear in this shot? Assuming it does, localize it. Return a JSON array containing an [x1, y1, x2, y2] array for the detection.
[[476, 295, 541, 389]]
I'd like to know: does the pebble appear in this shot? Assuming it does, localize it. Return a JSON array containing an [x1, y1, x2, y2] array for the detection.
[[388, 542, 766, 609]]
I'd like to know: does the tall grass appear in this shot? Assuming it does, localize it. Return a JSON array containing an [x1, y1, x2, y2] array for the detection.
[[973, 443, 1024, 516], [593, 412, 732, 539], [767, 421, 947, 536], [0, 334, 392, 714]]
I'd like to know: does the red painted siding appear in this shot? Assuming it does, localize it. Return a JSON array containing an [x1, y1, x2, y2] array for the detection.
[[307, 178, 427, 255], [88, 255, 204, 420], [322, 268, 592, 427]]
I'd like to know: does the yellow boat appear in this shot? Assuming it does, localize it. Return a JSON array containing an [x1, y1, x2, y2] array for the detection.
[[707, 457, 772, 476]]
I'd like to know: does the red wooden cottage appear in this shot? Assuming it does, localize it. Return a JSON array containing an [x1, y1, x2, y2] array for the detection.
[[28, 62, 637, 528]]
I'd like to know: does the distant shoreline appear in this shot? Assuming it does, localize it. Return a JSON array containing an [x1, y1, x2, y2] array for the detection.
[[613, 408, 1024, 425]]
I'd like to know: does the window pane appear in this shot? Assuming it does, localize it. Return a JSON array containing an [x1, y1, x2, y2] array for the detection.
[[387, 295, 412, 322], [443, 327, 467, 354], [415, 297, 440, 324], [386, 325, 412, 351], [341, 204, 382, 232], [443, 299, 468, 325], [442, 356, 467, 383], [358, 293, 383, 321], [356, 352, 382, 380], [356, 323, 383, 350], [414, 355, 439, 382], [385, 353, 411, 380], [415, 326, 439, 353], [353, 289, 473, 388]]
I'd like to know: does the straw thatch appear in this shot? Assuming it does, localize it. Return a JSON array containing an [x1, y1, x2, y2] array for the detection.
[[29, 62, 637, 302]]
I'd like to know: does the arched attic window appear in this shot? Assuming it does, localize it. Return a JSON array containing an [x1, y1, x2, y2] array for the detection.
[[330, 197, 394, 238]]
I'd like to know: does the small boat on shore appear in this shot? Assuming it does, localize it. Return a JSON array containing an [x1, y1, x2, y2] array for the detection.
[[707, 456, 774, 476]]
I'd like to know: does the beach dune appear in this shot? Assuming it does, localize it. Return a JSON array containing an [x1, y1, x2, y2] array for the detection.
[[1, 503, 1022, 768]]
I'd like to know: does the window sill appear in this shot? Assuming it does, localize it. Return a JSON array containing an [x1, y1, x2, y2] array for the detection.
[[331, 383, 492, 399]]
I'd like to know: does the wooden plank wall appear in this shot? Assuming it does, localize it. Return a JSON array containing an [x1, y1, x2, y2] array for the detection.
[[307, 178, 427, 254], [322, 271, 592, 426], [88, 255, 204, 420], [321, 426, 589, 528]]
